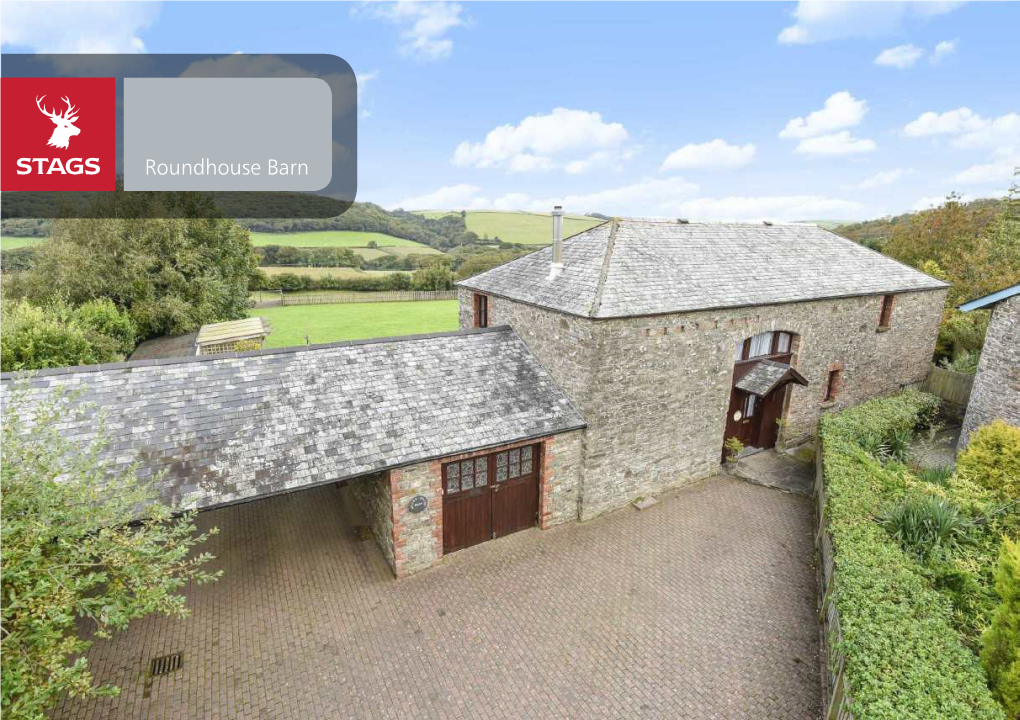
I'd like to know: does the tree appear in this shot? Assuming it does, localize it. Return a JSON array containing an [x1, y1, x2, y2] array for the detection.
[[982, 535, 1020, 717], [4, 190, 258, 341], [0, 391, 220, 719], [411, 256, 454, 290], [883, 181, 1020, 357], [0, 297, 135, 372]]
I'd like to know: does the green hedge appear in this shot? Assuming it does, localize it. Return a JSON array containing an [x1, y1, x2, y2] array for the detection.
[[820, 390, 1004, 719]]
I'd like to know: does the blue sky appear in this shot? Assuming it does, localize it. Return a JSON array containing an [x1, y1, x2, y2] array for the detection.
[[3, 1, 1017, 221]]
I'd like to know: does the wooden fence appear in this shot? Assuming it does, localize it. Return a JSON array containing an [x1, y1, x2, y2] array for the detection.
[[254, 290, 458, 307], [815, 445, 856, 720], [919, 362, 974, 408]]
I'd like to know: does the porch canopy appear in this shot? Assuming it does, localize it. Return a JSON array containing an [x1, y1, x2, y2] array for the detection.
[[1, 327, 585, 511], [735, 359, 808, 397]]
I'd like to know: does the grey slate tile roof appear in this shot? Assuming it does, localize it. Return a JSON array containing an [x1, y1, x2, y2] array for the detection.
[[1, 327, 585, 511], [458, 219, 948, 318], [735, 360, 808, 397]]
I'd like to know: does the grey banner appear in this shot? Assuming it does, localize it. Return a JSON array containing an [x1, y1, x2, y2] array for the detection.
[[124, 78, 332, 191]]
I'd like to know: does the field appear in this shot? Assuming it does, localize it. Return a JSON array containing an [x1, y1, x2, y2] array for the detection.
[[250, 231, 437, 250], [0, 237, 44, 250], [251, 300, 459, 348], [258, 266, 408, 279], [417, 210, 603, 245]]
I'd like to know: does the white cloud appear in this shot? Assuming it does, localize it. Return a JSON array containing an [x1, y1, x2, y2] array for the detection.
[[780, 92, 868, 139], [954, 155, 1020, 185], [903, 107, 986, 136], [931, 39, 957, 63], [677, 195, 864, 222], [0, 1, 159, 53], [794, 131, 876, 156], [874, 44, 925, 68], [660, 139, 756, 171], [390, 179, 864, 222], [778, 1, 963, 45], [851, 168, 914, 189], [453, 108, 630, 173], [394, 183, 484, 210], [954, 114, 1020, 151], [359, 1, 466, 61], [903, 108, 1020, 150]]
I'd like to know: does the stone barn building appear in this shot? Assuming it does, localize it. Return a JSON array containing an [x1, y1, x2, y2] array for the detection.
[[957, 283, 1020, 450], [2, 213, 947, 577], [458, 213, 948, 520]]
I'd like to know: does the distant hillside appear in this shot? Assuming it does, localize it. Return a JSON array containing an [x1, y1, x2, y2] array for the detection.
[[415, 210, 604, 245], [833, 198, 1003, 249]]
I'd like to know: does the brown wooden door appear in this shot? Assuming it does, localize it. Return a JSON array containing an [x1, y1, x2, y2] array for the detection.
[[441, 444, 539, 554], [492, 445, 539, 538], [442, 457, 491, 553], [725, 389, 761, 449]]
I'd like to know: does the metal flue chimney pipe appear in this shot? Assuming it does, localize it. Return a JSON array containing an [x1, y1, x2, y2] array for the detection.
[[549, 205, 565, 279]]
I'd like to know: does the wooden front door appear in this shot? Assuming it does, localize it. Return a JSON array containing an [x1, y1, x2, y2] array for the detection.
[[442, 444, 540, 554], [725, 389, 761, 449]]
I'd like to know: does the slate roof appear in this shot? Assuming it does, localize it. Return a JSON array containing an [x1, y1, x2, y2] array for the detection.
[[958, 282, 1020, 312], [1, 327, 585, 511], [458, 219, 948, 318], [735, 360, 808, 397]]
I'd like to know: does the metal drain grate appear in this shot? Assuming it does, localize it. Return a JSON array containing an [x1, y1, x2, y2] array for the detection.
[[148, 652, 183, 677]]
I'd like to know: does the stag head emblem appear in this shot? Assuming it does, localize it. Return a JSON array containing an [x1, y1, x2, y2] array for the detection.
[[36, 95, 80, 149]]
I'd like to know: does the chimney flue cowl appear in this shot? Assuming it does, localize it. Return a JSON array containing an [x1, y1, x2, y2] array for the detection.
[[549, 205, 565, 279]]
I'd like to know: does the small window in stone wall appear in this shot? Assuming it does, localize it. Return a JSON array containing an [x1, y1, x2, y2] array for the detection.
[[878, 294, 895, 329], [824, 369, 842, 402]]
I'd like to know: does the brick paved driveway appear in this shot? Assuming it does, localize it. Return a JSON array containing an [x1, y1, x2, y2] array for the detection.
[[57, 476, 821, 719]]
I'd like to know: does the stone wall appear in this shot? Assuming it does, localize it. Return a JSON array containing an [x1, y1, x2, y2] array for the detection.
[[539, 429, 584, 528], [463, 287, 947, 521], [959, 294, 1020, 449], [458, 288, 596, 409], [349, 471, 396, 571], [384, 430, 584, 576], [390, 463, 444, 578]]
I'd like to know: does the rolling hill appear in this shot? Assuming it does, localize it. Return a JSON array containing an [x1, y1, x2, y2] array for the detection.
[[417, 210, 604, 245]]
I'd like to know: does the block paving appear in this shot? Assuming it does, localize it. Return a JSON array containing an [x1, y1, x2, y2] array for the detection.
[[56, 476, 822, 719]]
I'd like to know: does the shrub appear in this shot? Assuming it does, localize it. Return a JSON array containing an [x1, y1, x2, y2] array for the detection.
[[880, 495, 969, 559], [940, 349, 982, 375], [723, 437, 743, 462], [920, 465, 955, 486], [820, 390, 1003, 718], [886, 427, 913, 461], [0, 298, 135, 372], [958, 421, 1020, 500], [982, 536, 1020, 717]]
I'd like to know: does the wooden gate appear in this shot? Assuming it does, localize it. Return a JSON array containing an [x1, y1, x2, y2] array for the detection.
[[441, 444, 540, 554]]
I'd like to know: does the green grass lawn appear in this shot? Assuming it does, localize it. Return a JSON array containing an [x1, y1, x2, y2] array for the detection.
[[251, 300, 460, 348], [415, 210, 603, 245], [0, 237, 45, 250], [250, 231, 431, 249]]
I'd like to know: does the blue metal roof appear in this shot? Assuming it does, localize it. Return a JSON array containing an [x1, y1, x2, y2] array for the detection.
[[958, 283, 1020, 312]]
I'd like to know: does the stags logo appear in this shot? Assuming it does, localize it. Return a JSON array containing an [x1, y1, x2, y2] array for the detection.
[[1, 77, 115, 191], [36, 95, 82, 149]]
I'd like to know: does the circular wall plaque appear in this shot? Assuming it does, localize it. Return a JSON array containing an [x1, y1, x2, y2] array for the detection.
[[408, 495, 428, 514], [733, 410, 743, 421]]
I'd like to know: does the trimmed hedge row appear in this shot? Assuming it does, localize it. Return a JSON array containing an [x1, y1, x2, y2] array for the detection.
[[820, 390, 1003, 719]]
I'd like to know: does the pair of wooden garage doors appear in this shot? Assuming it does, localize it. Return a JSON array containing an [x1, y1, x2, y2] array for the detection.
[[441, 444, 540, 553]]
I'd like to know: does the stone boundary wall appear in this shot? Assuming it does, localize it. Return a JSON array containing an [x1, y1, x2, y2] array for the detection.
[[959, 294, 1020, 450]]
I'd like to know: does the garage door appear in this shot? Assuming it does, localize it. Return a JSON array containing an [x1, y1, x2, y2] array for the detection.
[[442, 444, 540, 554]]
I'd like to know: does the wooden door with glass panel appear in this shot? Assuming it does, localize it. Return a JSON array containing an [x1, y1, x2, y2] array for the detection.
[[441, 443, 540, 554]]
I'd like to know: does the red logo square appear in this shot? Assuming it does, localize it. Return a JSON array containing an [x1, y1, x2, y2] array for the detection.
[[1, 77, 116, 191]]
